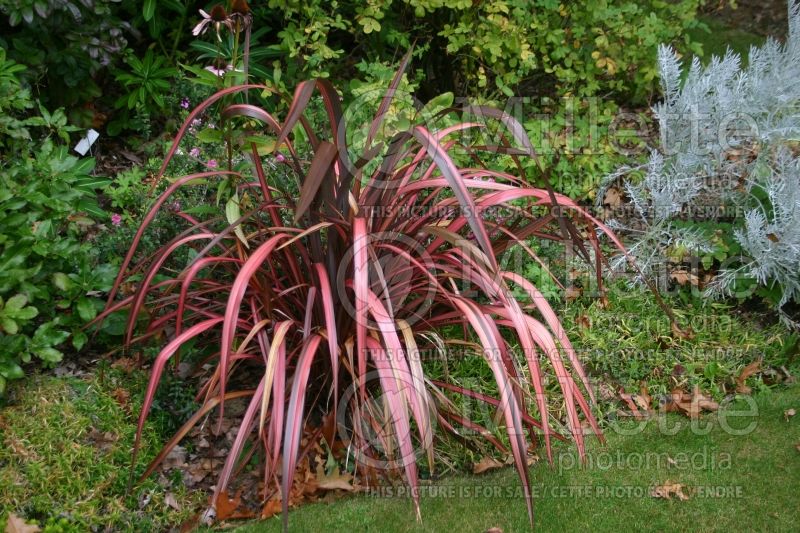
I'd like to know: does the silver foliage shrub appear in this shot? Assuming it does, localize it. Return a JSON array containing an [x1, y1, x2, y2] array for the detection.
[[601, 0, 800, 324]]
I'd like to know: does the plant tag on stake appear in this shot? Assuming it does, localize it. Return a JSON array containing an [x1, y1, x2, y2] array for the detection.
[[74, 129, 100, 156]]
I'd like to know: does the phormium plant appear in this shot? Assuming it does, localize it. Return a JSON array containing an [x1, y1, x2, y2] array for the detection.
[[99, 51, 632, 527]]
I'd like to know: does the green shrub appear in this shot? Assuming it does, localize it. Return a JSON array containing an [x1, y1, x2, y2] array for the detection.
[[0, 0, 131, 120], [0, 140, 121, 394], [268, 0, 707, 102], [0, 50, 124, 393]]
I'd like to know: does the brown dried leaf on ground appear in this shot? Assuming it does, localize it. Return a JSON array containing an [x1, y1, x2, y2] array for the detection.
[[111, 387, 131, 414], [619, 385, 652, 419], [667, 387, 719, 419], [504, 452, 539, 467], [651, 481, 690, 501], [5, 514, 41, 533], [178, 514, 201, 533], [670, 270, 698, 287], [473, 456, 504, 474], [111, 357, 137, 374], [162, 445, 187, 470], [603, 187, 623, 208], [86, 427, 118, 453], [636, 384, 652, 412], [215, 490, 254, 520], [736, 361, 761, 394], [261, 499, 282, 519], [314, 464, 355, 491], [165, 492, 182, 511], [670, 321, 694, 340], [565, 286, 582, 302]]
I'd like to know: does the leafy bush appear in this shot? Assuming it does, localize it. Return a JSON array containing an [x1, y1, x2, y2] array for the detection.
[[0, 139, 120, 394], [601, 0, 800, 325], [0, 48, 123, 393], [103, 52, 631, 525], [269, 0, 706, 101], [0, 0, 131, 118]]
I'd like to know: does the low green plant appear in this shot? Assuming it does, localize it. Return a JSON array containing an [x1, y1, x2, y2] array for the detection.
[[0, 371, 201, 530], [0, 132, 123, 393], [565, 282, 796, 399]]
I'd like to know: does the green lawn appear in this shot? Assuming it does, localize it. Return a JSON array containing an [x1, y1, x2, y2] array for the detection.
[[237, 386, 800, 532]]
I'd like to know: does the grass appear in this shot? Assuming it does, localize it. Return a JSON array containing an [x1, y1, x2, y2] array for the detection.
[[234, 385, 800, 532], [0, 368, 202, 531]]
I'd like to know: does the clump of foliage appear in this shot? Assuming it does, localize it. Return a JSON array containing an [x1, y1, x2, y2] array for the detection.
[[269, 0, 706, 101], [0, 0, 132, 117], [601, 0, 800, 325], [0, 47, 121, 394], [565, 282, 797, 400], [102, 38, 634, 524]]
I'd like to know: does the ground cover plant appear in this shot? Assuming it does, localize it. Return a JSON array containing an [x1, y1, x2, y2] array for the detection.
[[0, 369, 202, 531]]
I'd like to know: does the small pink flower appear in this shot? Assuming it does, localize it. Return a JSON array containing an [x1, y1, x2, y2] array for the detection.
[[110, 213, 122, 226], [180, 97, 190, 109], [275, 153, 285, 163], [189, 147, 201, 157], [170, 200, 182, 212], [205, 64, 232, 77], [207, 159, 218, 168]]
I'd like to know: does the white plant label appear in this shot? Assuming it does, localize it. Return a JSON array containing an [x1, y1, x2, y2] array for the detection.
[[74, 129, 100, 156]]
